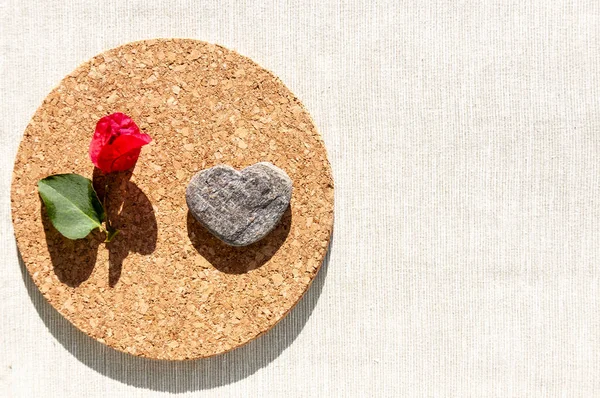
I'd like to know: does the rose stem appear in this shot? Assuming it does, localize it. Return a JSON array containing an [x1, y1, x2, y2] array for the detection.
[[102, 175, 114, 241]]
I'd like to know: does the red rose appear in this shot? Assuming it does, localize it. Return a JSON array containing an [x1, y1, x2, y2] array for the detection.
[[89, 112, 152, 173]]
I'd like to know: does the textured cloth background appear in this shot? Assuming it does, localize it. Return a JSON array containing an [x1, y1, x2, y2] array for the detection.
[[1, 1, 600, 396]]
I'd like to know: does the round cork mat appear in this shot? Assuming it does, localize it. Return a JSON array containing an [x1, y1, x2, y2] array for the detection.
[[11, 39, 334, 360]]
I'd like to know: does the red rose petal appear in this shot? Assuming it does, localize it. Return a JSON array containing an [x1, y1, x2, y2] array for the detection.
[[97, 134, 151, 172], [89, 113, 151, 173]]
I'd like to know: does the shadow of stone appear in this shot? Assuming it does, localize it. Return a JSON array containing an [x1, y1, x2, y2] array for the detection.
[[186, 207, 291, 274]]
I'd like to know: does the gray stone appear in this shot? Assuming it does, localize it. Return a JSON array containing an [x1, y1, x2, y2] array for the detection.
[[185, 162, 293, 246]]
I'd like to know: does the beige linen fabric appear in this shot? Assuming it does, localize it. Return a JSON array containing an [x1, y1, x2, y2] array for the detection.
[[1, 1, 600, 396]]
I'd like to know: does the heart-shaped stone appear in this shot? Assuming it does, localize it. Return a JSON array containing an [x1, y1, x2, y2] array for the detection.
[[186, 162, 293, 246]]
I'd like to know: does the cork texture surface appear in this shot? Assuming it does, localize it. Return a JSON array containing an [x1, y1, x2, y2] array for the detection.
[[11, 39, 334, 360]]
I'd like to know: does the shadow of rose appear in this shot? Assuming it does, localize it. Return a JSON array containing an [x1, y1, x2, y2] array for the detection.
[[92, 168, 157, 287], [41, 207, 103, 287], [40, 168, 157, 287]]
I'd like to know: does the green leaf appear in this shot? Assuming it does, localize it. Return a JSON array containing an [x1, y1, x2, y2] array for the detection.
[[37, 173, 105, 240]]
